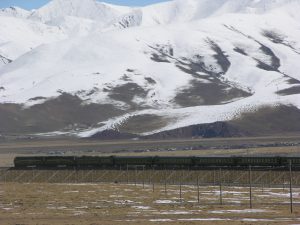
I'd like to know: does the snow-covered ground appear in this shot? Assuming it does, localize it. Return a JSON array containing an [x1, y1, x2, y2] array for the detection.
[[0, 0, 300, 136]]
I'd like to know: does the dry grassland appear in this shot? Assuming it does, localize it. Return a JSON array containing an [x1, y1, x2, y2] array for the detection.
[[0, 182, 300, 225]]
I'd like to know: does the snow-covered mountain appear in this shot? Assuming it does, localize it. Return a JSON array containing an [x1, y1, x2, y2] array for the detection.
[[0, 6, 30, 18], [0, 0, 300, 138]]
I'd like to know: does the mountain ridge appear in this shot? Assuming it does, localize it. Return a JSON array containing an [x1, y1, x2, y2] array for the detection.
[[0, 0, 299, 138]]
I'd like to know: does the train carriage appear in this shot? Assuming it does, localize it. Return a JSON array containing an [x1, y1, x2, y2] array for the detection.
[[153, 157, 194, 168], [194, 157, 235, 168], [281, 157, 300, 166], [236, 157, 280, 167], [75, 156, 114, 168], [113, 156, 153, 167], [13, 156, 300, 170], [14, 156, 46, 168], [43, 156, 76, 168]]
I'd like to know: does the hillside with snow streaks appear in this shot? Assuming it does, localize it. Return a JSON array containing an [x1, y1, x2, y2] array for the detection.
[[0, 0, 300, 137]]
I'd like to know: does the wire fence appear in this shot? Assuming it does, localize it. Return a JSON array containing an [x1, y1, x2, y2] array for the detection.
[[1, 167, 299, 213], [0, 167, 299, 185]]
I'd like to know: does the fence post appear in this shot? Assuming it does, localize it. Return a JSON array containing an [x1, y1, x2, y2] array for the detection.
[[148, 167, 151, 185], [197, 174, 200, 204], [32, 168, 34, 183], [164, 167, 167, 196], [219, 168, 222, 205], [289, 160, 293, 214], [180, 178, 182, 202], [269, 170, 271, 188], [142, 166, 145, 189], [135, 166, 137, 187], [249, 165, 252, 209], [75, 167, 78, 184], [152, 167, 155, 193], [213, 170, 216, 185], [283, 173, 285, 191], [126, 164, 129, 184]]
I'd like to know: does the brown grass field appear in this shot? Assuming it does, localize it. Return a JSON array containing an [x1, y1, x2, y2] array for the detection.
[[0, 182, 300, 225]]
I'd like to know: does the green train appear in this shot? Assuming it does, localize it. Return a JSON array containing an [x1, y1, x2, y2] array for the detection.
[[13, 156, 300, 170]]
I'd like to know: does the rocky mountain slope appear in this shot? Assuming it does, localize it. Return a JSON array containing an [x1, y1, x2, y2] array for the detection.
[[0, 0, 300, 138]]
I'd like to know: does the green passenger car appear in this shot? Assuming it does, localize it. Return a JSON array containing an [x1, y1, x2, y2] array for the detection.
[[13, 156, 300, 169], [43, 156, 76, 167], [113, 156, 153, 166], [194, 157, 235, 167], [14, 157, 45, 168], [282, 157, 300, 166], [236, 157, 279, 167], [154, 157, 193, 166], [76, 156, 113, 167]]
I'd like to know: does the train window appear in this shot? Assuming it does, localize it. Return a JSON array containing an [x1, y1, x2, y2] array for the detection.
[[291, 159, 300, 164]]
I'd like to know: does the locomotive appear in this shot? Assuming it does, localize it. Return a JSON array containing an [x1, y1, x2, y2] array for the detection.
[[13, 156, 300, 170]]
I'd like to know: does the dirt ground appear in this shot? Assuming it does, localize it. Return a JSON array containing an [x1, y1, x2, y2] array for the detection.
[[0, 182, 300, 225], [1, 135, 300, 154]]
